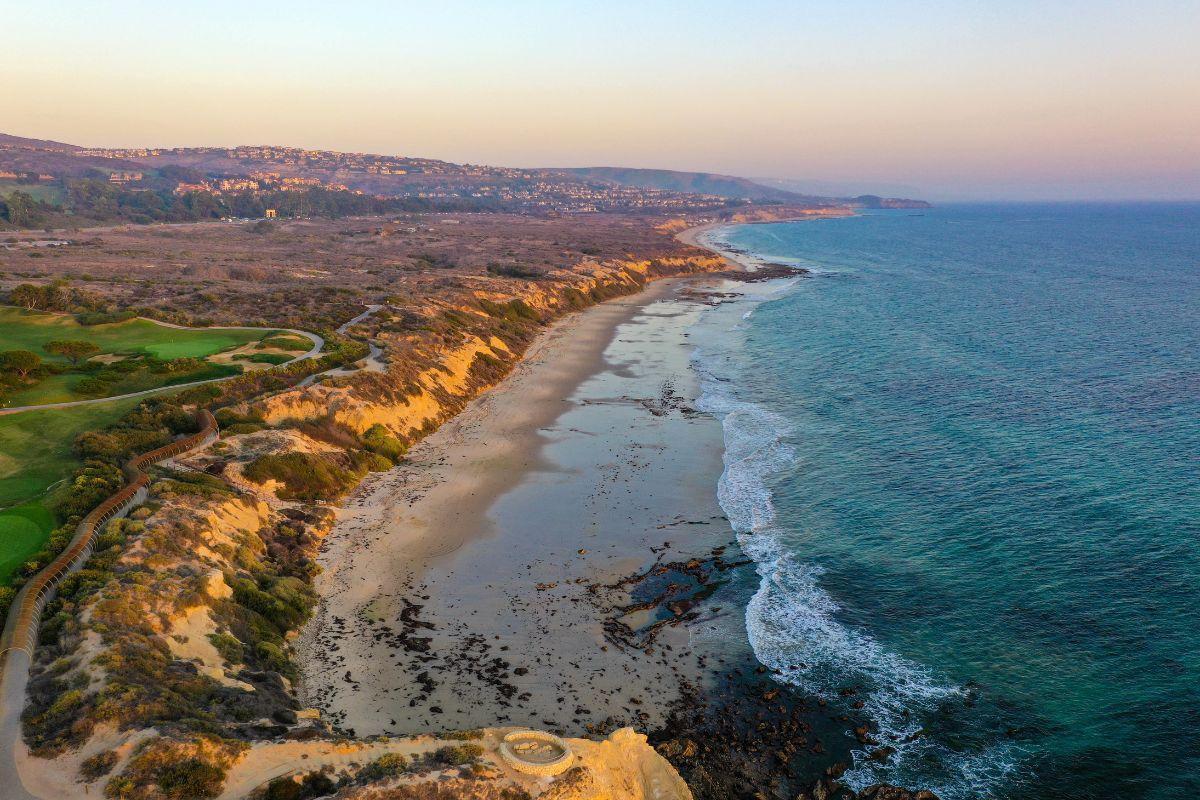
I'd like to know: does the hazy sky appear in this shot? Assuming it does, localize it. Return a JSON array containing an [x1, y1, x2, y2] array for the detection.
[[4, 0, 1199, 200]]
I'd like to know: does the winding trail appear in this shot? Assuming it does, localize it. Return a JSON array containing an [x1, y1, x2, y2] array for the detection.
[[0, 306, 383, 799], [0, 410, 220, 800], [298, 304, 384, 387]]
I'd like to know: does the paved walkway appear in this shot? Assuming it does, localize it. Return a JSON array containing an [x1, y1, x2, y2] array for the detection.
[[298, 304, 384, 387], [0, 412, 220, 800], [0, 306, 389, 799]]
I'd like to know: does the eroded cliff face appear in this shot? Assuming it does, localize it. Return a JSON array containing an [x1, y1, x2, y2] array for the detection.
[[251, 254, 725, 444], [19, 250, 721, 799], [271, 728, 690, 800]]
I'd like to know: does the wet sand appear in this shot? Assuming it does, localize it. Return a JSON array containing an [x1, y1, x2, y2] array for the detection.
[[298, 277, 742, 737]]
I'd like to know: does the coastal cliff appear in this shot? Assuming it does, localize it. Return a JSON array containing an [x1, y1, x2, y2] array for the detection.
[[14, 246, 723, 799]]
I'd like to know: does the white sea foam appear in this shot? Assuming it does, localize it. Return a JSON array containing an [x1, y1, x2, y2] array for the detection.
[[691, 279, 1022, 799]]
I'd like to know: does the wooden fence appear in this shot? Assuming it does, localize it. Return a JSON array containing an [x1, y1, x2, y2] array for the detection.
[[0, 409, 218, 662]]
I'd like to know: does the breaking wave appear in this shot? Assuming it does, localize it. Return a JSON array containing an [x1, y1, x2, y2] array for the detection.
[[692, 287, 1021, 799]]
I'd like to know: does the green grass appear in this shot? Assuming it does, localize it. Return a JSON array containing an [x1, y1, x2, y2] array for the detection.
[[0, 399, 142, 584], [0, 308, 279, 363], [0, 501, 56, 584], [0, 308, 290, 408], [0, 399, 139, 507], [239, 353, 291, 365], [259, 335, 313, 352], [4, 362, 241, 407], [0, 182, 65, 206]]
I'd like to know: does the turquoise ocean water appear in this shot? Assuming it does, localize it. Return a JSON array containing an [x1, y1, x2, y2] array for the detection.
[[691, 204, 1199, 799]]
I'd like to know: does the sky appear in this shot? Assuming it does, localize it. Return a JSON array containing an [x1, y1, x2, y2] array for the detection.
[[3, 0, 1199, 200]]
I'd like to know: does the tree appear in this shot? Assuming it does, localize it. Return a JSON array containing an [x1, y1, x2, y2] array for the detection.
[[44, 339, 101, 365], [0, 350, 42, 379], [8, 284, 45, 310], [1, 191, 44, 228]]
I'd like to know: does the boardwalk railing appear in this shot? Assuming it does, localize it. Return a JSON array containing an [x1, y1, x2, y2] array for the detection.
[[0, 409, 218, 663]]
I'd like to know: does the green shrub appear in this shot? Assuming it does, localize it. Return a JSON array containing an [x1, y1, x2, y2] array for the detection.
[[261, 772, 335, 800], [242, 452, 360, 501], [359, 752, 409, 781], [80, 749, 119, 781], [153, 757, 225, 799], [246, 353, 291, 365], [357, 425, 405, 465], [75, 376, 115, 396], [208, 633, 243, 665], [0, 586, 15, 620], [433, 743, 484, 766], [221, 422, 266, 436], [262, 777, 302, 800], [478, 298, 542, 323], [486, 262, 543, 279], [254, 642, 290, 675], [440, 728, 484, 740], [260, 335, 313, 352]]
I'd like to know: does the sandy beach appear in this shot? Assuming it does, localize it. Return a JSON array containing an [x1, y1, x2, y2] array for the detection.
[[298, 274, 742, 736]]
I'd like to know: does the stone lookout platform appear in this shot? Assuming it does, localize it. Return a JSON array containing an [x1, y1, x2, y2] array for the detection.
[[498, 730, 575, 777]]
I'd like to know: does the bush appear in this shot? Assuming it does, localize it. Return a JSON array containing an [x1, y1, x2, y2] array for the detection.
[[254, 642, 291, 675], [486, 262, 543, 279], [75, 376, 115, 397], [81, 750, 119, 781], [362, 424, 406, 463], [477, 298, 542, 324], [153, 757, 225, 799], [0, 586, 15, 621], [359, 752, 409, 781], [208, 633, 244, 665], [433, 743, 484, 766], [262, 772, 335, 800], [440, 728, 484, 740], [242, 452, 360, 502], [260, 335, 312, 352], [222, 422, 266, 436], [246, 353, 291, 365]]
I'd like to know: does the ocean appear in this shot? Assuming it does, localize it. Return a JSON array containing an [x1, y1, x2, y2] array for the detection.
[[689, 204, 1200, 799]]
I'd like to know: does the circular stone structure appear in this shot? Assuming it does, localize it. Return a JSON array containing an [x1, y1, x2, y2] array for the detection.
[[498, 730, 574, 777]]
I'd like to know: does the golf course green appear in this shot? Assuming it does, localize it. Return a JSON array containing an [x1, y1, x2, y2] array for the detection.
[[0, 398, 140, 584], [0, 307, 276, 362]]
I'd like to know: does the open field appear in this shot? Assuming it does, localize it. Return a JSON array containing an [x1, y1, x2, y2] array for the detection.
[[0, 308, 286, 407], [0, 182, 64, 206], [0, 398, 140, 583], [0, 501, 55, 585], [3, 361, 239, 406], [0, 213, 715, 330], [0, 307, 275, 360]]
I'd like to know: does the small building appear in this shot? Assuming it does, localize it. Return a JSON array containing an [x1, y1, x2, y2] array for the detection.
[[264, 209, 277, 219], [108, 171, 143, 185]]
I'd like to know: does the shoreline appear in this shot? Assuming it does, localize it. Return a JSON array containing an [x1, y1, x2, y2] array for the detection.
[[298, 274, 730, 734], [298, 218, 877, 797]]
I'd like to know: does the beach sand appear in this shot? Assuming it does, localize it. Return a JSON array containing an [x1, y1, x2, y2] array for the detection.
[[298, 276, 743, 737]]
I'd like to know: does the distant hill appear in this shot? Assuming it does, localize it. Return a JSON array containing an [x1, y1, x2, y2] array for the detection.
[[552, 167, 930, 208], [0, 131, 930, 228], [0, 134, 146, 177], [751, 176, 926, 201], [0, 133, 80, 152], [553, 167, 825, 204]]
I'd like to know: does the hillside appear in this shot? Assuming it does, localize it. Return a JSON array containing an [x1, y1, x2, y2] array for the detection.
[[559, 167, 931, 208], [554, 166, 822, 203], [0, 132, 929, 230]]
